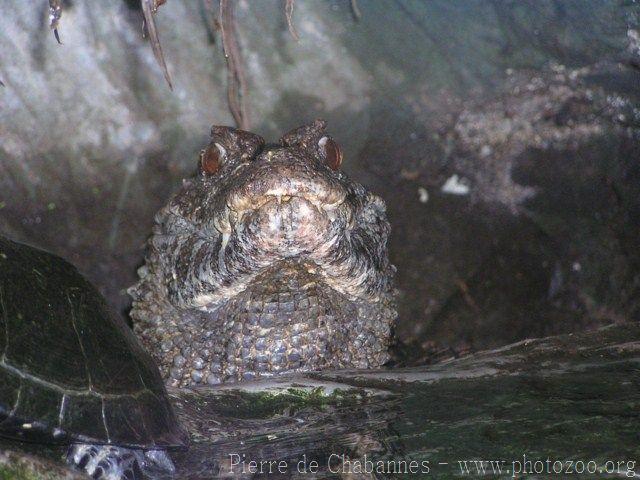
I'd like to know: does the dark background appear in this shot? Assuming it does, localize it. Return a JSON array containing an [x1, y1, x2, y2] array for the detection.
[[0, 0, 638, 363]]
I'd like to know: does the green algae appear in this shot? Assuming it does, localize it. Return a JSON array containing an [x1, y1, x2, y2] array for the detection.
[[183, 386, 367, 420]]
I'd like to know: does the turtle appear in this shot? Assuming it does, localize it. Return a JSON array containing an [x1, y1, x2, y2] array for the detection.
[[0, 235, 188, 479]]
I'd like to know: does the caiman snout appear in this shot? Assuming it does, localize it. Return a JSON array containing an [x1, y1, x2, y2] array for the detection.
[[215, 148, 351, 257], [225, 149, 347, 214]]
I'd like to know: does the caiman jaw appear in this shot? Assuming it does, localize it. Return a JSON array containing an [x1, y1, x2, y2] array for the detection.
[[204, 192, 352, 308]]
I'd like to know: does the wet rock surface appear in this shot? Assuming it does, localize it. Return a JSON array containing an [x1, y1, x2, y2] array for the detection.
[[396, 60, 640, 360]]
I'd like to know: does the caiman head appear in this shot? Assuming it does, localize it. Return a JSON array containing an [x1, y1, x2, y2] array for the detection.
[[133, 120, 396, 385]]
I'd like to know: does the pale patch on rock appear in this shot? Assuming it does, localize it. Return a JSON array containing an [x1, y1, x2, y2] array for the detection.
[[441, 174, 470, 195]]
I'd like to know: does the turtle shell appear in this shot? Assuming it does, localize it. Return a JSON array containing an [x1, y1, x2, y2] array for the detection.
[[0, 236, 188, 449]]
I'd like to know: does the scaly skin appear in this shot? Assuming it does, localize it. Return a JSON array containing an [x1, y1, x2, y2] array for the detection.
[[129, 120, 397, 387]]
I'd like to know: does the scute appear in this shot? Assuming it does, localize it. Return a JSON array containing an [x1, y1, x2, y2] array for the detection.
[[12, 382, 62, 432], [1, 266, 89, 390], [102, 396, 148, 446], [0, 236, 188, 448], [0, 373, 20, 427], [0, 370, 20, 408], [62, 394, 107, 442]]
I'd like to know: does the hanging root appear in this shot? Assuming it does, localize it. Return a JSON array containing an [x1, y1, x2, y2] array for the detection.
[[135, 0, 344, 129], [48, 0, 63, 43], [285, 0, 299, 40], [219, 0, 250, 130], [141, 0, 174, 90], [350, 0, 362, 21]]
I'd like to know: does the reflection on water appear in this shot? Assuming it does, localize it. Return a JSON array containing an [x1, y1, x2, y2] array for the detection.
[[166, 324, 640, 479], [169, 386, 405, 479]]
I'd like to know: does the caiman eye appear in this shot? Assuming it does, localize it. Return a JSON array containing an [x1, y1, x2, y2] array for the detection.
[[200, 142, 226, 176], [318, 136, 343, 171]]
